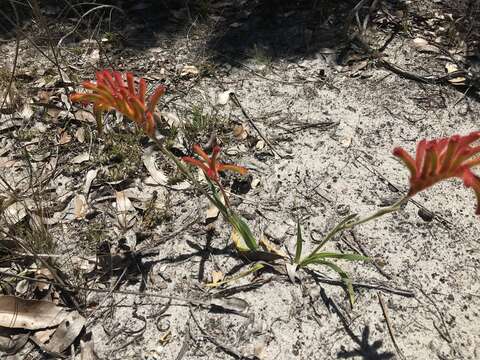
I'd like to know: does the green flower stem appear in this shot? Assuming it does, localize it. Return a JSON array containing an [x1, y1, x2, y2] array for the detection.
[[302, 196, 409, 264], [344, 196, 410, 229]]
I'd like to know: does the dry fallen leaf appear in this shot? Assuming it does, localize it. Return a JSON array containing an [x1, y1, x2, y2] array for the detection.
[[4, 202, 28, 225], [35, 268, 54, 293], [259, 234, 287, 258], [0, 296, 68, 330], [75, 127, 86, 143], [412, 38, 440, 53], [350, 60, 368, 75], [71, 152, 90, 164], [285, 263, 298, 283], [80, 337, 98, 360], [116, 191, 135, 230], [20, 104, 34, 120], [32, 327, 56, 345], [143, 147, 189, 190], [74, 194, 88, 220], [143, 148, 169, 184], [210, 297, 249, 313], [180, 65, 200, 77], [255, 140, 265, 150], [15, 280, 29, 296], [233, 124, 248, 140], [160, 111, 181, 127], [210, 271, 224, 284], [216, 90, 233, 105], [57, 131, 71, 145], [43, 311, 86, 353], [74, 109, 96, 123], [83, 169, 98, 197], [0, 328, 29, 355]]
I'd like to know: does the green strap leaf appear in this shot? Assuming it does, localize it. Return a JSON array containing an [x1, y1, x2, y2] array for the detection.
[[301, 252, 369, 266], [294, 220, 303, 264], [230, 213, 258, 250], [307, 259, 356, 307]]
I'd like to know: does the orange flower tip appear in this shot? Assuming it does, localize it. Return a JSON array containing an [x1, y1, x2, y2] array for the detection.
[[392, 147, 404, 157], [393, 147, 413, 164], [237, 166, 248, 175], [70, 93, 81, 100]]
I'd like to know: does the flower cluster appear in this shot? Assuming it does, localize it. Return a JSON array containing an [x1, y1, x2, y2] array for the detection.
[[70, 70, 165, 137], [182, 144, 248, 183], [394, 131, 480, 214]]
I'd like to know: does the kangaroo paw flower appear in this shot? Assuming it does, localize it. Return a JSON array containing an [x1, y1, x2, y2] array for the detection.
[[182, 144, 247, 182], [70, 70, 165, 138], [393, 131, 480, 214]]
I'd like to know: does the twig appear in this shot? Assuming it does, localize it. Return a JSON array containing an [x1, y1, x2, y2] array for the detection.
[[377, 292, 406, 360], [352, 33, 475, 87], [229, 93, 282, 158]]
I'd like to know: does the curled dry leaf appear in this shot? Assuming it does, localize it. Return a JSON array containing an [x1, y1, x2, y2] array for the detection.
[[143, 147, 189, 190], [210, 297, 249, 313], [160, 111, 181, 128], [255, 140, 265, 150], [35, 268, 54, 293], [20, 104, 34, 120], [0, 296, 68, 330], [15, 280, 29, 296], [143, 147, 169, 185], [445, 63, 466, 85], [206, 203, 220, 222]]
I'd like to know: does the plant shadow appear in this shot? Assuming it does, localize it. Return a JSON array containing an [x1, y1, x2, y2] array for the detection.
[[315, 286, 395, 360], [337, 325, 395, 360]]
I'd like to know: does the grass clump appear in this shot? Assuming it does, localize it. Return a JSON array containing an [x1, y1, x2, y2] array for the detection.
[[96, 130, 143, 182]]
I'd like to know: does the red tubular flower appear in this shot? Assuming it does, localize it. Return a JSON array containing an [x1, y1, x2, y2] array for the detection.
[[182, 144, 248, 182], [70, 70, 165, 137], [393, 131, 480, 214]]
